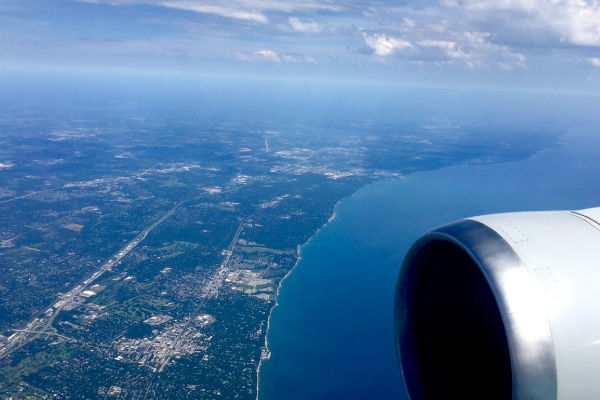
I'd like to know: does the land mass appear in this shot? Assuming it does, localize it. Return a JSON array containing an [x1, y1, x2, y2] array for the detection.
[[0, 89, 557, 398]]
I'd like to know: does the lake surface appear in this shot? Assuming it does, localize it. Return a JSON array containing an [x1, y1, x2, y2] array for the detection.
[[259, 126, 600, 399]]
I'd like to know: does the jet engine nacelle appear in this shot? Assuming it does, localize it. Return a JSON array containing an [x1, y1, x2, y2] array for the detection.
[[394, 208, 600, 399]]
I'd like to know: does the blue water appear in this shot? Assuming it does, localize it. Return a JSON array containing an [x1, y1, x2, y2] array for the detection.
[[259, 126, 600, 399]]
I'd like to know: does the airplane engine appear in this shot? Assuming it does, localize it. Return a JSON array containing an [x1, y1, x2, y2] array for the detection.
[[394, 208, 600, 399]]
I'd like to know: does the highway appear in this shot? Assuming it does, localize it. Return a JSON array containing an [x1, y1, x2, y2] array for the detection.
[[0, 202, 181, 359], [139, 215, 251, 399]]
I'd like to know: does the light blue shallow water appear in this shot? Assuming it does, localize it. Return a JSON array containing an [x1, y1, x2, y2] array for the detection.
[[259, 127, 600, 399]]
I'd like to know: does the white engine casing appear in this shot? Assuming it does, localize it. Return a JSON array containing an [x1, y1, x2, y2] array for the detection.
[[394, 207, 600, 400]]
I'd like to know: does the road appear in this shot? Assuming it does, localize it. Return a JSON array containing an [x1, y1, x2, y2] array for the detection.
[[139, 215, 252, 399], [0, 202, 181, 359]]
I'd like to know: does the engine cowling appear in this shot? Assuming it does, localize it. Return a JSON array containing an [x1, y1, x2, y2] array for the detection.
[[394, 208, 600, 399]]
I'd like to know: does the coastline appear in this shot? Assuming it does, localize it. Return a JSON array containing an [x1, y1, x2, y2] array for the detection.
[[254, 176, 405, 400], [255, 207, 339, 400]]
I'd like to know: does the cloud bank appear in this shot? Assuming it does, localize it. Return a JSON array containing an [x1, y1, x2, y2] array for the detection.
[[5, 0, 600, 87]]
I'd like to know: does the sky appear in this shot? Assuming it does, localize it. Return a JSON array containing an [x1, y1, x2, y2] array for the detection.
[[2, 0, 600, 91]]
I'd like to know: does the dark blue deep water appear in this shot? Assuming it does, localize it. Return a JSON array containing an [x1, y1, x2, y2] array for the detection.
[[259, 124, 600, 399]]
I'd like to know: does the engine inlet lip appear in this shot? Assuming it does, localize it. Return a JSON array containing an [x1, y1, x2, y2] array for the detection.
[[394, 219, 557, 400]]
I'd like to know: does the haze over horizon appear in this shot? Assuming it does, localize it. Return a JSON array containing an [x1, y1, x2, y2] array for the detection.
[[3, 0, 600, 92]]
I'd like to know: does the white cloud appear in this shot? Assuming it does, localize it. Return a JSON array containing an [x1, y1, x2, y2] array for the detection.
[[234, 51, 250, 62], [0, 162, 15, 170], [78, 0, 341, 22], [236, 0, 341, 13], [589, 57, 600, 66], [254, 49, 281, 62], [418, 40, 465, 58], [416, 32, 526, 69], [403, 18, 416, 29], [236, 49, 317, 64], [464, 31, 527, 68], [303, 55, 317, 64], [363, 33, 412, 56], [281, 54, 297, 63], [288, 17, 322, 33], [362, 30, 525, 69], [159, 2, 268, 23], [447, 0, 600, 46], [418, 40, 454, 48], [67, 0, 587, 75]]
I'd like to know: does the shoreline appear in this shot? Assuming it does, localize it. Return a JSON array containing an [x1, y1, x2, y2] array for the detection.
[[254, 207, 339, 400], [253, 176, 406, 400]]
